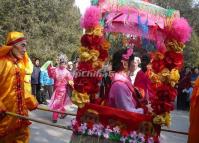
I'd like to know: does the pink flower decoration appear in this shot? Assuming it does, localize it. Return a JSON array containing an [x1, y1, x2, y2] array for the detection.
[[80, 6, 101, 29]]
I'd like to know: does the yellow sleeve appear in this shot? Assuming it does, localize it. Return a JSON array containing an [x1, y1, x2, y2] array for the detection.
[[0, 58, 6, 112], [24, 89, 38, 111], [24, 54, 38, 111]]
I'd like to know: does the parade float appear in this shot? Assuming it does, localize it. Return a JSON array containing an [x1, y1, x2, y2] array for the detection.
[[71, 0, 192, 142]]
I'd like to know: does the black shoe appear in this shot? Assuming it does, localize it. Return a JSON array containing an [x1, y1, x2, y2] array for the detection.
[[60, 114, 67, 119], [43, 101, 48, 105], [52, 120, 57, 123]]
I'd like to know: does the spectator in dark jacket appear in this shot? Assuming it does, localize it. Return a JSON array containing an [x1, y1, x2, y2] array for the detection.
[[31, 58, 41, 103]]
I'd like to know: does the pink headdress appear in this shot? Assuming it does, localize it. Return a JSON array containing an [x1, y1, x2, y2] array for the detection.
[[122, 48, 133, 61]]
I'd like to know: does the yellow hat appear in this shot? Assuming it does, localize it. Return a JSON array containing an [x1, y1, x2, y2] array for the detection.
[[6, 31, 26, 46], [0, 31, 26, 57]]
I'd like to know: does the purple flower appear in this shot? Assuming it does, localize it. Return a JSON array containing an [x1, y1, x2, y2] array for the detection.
[[71, 119, 77, 126], [78, 123, 87, 134], [147, 137, 154, 143]]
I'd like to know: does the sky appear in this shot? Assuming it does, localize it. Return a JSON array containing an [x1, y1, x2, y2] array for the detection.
[[75, 0, 91, 15]]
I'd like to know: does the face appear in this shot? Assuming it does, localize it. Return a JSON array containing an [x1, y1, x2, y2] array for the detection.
[[11, 40, 27, 59], [121, 60, 128, 72], [185, 67, 190, 73], [35, 59, 40, 66], [68, 63, 73, 69], [129, 60, 139, 72], [59, 62, 66, 69], [194, 68, 199, 74]]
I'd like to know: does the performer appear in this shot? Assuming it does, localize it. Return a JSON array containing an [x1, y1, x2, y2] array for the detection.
[[129, 56, 141, 85], [109, 48, 143, 114], [48, 54, 73, 123], [188, 77, 199, 143], [129, 55, 154, 105], [0, 31, 37, 142]]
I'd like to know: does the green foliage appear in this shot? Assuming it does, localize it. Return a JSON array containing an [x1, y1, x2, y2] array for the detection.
[[184, 32, 199, 67], [0, 0, 82, 63]]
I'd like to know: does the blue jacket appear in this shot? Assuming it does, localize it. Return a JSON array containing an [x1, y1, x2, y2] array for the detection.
[[40, 70, 54, 86]]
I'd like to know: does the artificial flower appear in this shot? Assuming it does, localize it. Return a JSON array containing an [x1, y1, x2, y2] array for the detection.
[[90, 49, 100, 61], [80, 50, 92, 61], [169, 69, 180, 87], [151, 52, 164, 60], [79, 47, 100, 62], [86, 25, 103, 36], [74, 76, 101, 94], [71, 90, 90, 108], [153, 112, 171, 127], [77, 61, 93, 71], [157, 68, 180, 87], [80, 6, 101, 29], [166, 39, 185, 52], [71, 119, 79, 132], [101, 39, 110, 50], [98, 47, 108, 61], [149, 72, 161, 84], [92, 60, 104, 70], [152, 59, 165, 73], [155, 84, 177, 102], [164, 51, 183, 70], [81, 34, 103, 47], [158, 68, 170, 83]]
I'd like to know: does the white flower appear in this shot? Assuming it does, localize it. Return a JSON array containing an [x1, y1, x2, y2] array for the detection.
[[120, 137, 127, 143], [130, 131, 137, 138], [113, 126, 120, 133], [103, 133, 109, 139], [88, 129, 94, 135], [105, 128, 112, 134]]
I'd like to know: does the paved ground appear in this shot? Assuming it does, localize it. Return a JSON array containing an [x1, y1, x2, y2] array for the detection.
[[29, 106, 189, 143]]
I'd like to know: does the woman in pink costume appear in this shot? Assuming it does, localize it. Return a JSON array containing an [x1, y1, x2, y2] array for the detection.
[[48, 54, 73, 123], [109, 48, 143, 114]]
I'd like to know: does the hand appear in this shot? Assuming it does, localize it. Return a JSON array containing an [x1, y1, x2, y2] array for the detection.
[[132, 108, 144, 114], [182, 89, 187, 93], [146, 103, 153, 113], [40, 86, 44, 91], [0, 111, 6, 120], [0, 102, 6, 120]]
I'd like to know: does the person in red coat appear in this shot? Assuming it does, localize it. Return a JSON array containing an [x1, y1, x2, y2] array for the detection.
[[129, 55, 154, 109]]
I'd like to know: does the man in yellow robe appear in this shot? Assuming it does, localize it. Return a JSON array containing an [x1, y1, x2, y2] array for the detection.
[[0, 31, 38, 142], [188, 77, 199, 143]]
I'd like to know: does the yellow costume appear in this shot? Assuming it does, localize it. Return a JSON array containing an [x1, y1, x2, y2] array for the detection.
[[0, 32, 37, 142]]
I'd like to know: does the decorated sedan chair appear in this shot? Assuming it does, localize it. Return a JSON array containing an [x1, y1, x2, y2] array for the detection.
[[70, 0, 192, 142]]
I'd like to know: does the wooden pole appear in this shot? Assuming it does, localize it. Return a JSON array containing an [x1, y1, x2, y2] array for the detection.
[[37, 106, 76, 116], [6, 111, 72, 131], [6, 111, 188, 136], [161, 128, 188, 135]]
